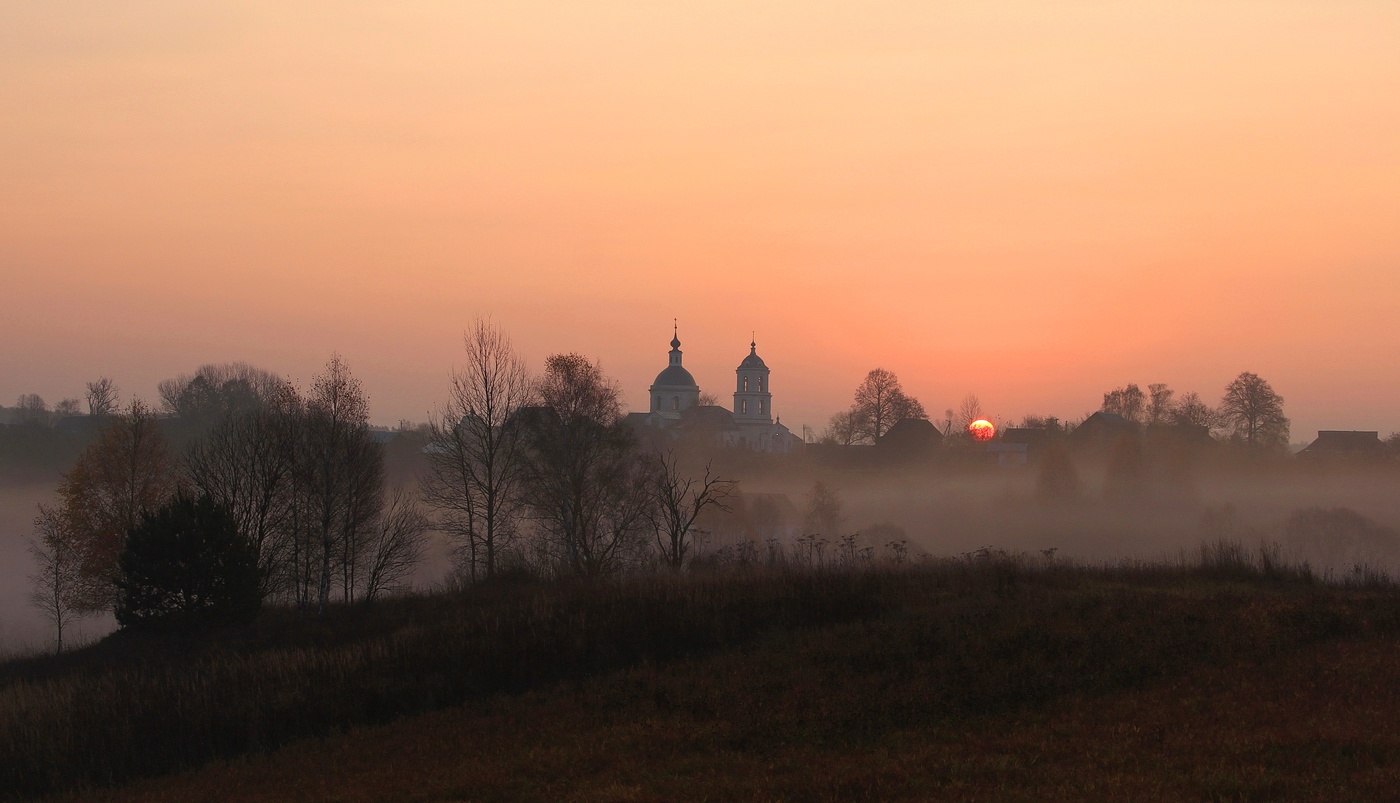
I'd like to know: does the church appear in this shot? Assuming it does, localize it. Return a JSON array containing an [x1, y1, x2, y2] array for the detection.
[[626, 328, 800, 453]]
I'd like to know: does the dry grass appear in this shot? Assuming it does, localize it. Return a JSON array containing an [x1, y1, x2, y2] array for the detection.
[[100, 593, 1400, 802], [7, 551, 1400, 800]]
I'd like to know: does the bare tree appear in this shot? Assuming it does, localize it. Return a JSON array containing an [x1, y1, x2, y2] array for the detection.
[[647, 450, 734, 570], [1146, 383, 1176, 425], [50, 399, 178, 613], [28, 506, 87, 654], [183, 383, 302, 598], [522, 354, 647, 577], [1172, 391, 1217, 429], [955, 393, 985, 435], [337, 432, 387, 604], [1219, 371, 1289, 449], [360, 488, 430, 602], [822, 409, 865, 446], [85, 377, 120, 417], [850, 369, 927, 443], [1020, 414, 1064, 432], [1101, 384, 1145, 424], [158, 362, 289, 424], [54, 398, 81, 417], [421, 319, 534, 583], [300, 355, 384, 611], [15, 394, 49, 427]]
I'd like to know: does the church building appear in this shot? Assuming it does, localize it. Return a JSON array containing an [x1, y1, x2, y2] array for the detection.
[[628, 327, 799, 453]]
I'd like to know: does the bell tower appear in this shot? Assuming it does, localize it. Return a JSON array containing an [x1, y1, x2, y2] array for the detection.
[[733, 337, 772, 424]]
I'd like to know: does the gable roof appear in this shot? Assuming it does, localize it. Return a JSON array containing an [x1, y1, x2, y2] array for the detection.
[[1072, 411, 1137, 439], [1300, 430, 1385, 453], [679, 405, 741, 432]]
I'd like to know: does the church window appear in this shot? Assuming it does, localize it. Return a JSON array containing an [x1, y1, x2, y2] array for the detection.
[[741, 400, 748, 414], [759, 376, 765, 392], [672, 396, 679, 411], [759, 400, 765, 415], [743, 376, 749, 392]]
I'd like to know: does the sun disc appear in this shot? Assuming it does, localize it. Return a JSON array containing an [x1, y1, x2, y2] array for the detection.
[[969, 419, 996, 441]]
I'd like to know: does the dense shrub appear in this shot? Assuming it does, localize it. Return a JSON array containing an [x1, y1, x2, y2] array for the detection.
[[116, 492, 261, 630]]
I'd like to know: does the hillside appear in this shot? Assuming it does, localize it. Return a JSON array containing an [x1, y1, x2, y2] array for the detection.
[[9, 551, 1400, 800]]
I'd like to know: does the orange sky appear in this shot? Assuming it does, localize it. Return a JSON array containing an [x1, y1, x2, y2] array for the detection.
[[3, 2, 1399, 440]]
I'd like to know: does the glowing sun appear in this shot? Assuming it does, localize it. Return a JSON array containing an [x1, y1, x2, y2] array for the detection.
[[968, 419, 996, 442]]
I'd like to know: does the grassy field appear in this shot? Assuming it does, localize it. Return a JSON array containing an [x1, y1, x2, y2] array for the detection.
[[9, 548, 1400, 800]]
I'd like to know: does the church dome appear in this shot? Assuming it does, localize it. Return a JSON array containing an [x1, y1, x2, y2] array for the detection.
[[652, 325, 699, 390], [653, 364, 697, 388]]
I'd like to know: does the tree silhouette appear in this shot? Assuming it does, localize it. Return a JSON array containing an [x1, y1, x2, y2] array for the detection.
[[300, 355, 384, 611], [1172, 391, 1217, 429], [421, 318, 533, 583], [1218, 372, 1289, 449], [850, 369, 926, 443], [50, 399, 178, 613], [27, 505, 87, 653], [85, 377, 119, 417], [116, 492, 261, 630], [1101, 384, 1145, 424], [647, 450, 734, 570], [523, 353, 647, 577]]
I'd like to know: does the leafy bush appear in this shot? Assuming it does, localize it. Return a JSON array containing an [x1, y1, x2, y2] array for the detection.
[[116, 492, 261, 630]]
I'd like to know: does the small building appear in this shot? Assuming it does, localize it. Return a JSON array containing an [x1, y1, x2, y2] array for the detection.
[[1071, 412, 1138, 446], [1000, 426, 1055, 458], [985, 442, 1029, 467], [1298, 430, 1387, 459], [876, 417, 943, 458]]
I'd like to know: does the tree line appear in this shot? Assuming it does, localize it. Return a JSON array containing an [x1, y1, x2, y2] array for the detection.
[[1094, 372, 1289, 448], [25, 322, 734, 652], [818, 367, 1291, 450]]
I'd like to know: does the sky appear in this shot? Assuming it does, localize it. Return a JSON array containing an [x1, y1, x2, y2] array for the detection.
[[3, 2, 1399, 441]]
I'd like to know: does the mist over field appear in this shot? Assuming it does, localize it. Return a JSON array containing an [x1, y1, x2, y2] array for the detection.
[[710, 458, 1400, 570], [10, 422, 1400, 655], [0, 483, 114, 654]]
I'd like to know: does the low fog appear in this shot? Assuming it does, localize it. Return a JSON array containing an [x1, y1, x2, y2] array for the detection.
[[13, 441, 1398, 654], [717, 456, 1400, 571], [5, 355, 1399, 657], [0, 483, 114, 654]]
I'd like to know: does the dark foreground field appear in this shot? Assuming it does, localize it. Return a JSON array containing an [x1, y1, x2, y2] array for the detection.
[[10, 549, 1400, 801]]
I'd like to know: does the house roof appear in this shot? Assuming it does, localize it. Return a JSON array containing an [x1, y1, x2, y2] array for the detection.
[[1072, 411, 1137, 439], [879, 417, 941, 444], [1300, 430, 1385, 453], [679, 405, 741, 432]]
